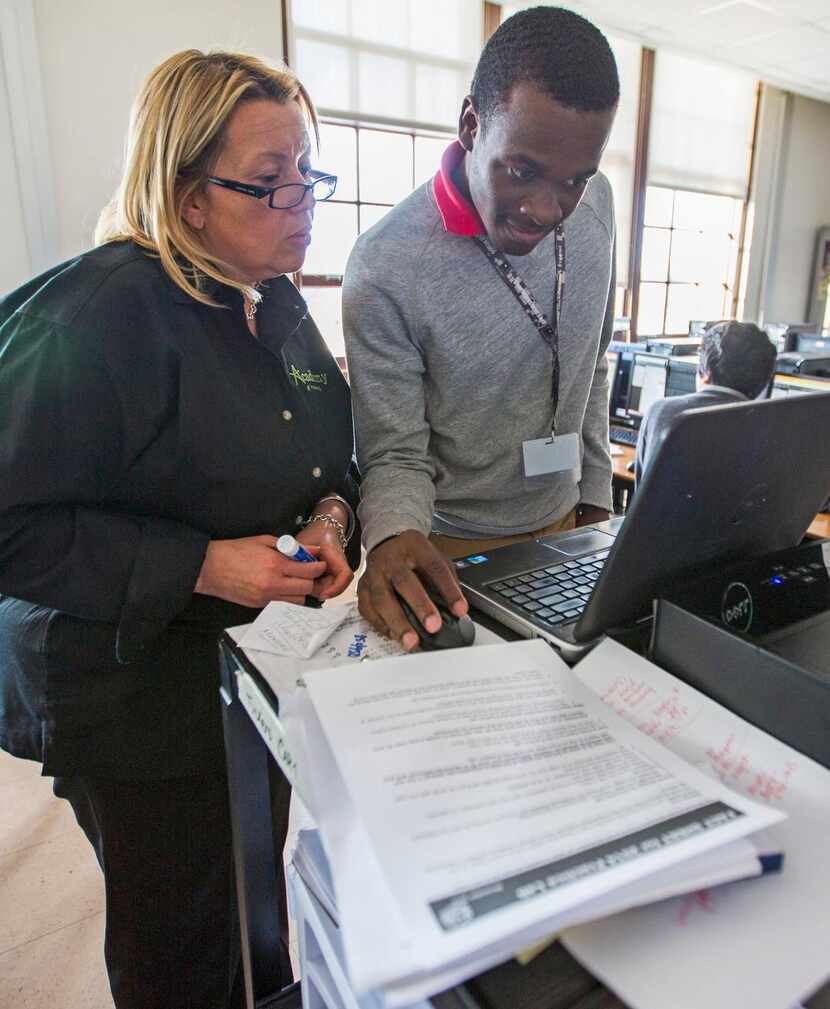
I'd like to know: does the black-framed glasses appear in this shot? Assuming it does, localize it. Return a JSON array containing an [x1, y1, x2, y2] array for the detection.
[[207, 170, 337, 209]]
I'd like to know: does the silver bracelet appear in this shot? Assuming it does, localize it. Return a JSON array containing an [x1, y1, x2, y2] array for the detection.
[[303, 512, 348, 552], [313, 494, 356, 543]]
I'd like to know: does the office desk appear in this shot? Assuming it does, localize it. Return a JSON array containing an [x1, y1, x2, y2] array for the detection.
[[219, 626, 635, 1009], [611, 443, 830, 539]]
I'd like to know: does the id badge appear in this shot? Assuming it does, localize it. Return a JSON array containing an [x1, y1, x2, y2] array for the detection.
[[522, 431, 580, 478]]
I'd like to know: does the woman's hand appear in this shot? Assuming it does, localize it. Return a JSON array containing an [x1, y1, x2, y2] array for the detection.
[[297, 522, 354, 600], [194, 535, 327, 607]]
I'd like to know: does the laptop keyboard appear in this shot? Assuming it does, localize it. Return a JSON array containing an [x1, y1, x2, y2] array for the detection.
[[485, 549, 612, 628], [610, 426, 639, 446]]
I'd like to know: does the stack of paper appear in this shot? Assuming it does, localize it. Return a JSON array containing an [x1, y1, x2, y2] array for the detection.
[[295, 639, 787, 1006], [561, 639, 830, 1009]]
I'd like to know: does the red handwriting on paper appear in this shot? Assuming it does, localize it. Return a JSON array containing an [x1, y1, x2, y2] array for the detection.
[[601, 680, 690, 745], [675, 889, 716, 926], [600, 677, 656, 716], [706, 736, 796, 803], [747, 761, 797, 803]]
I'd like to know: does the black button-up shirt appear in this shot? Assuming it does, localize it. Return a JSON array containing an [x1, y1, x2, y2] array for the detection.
[[0, 240, 358, 776]]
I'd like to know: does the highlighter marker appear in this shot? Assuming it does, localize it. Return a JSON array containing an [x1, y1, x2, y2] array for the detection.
[[276, 534, 316, 563]]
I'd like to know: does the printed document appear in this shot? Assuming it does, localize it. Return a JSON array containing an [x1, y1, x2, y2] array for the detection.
[[301, 640, 784, 1000]]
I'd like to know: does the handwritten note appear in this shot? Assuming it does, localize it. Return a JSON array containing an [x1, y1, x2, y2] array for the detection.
[[565, 637, 830, 1009], [240, 601, 349, 658], [599, 673, 696, 747]]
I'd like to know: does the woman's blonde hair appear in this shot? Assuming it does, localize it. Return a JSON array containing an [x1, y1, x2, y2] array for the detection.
[[95, 49, 317, 306]]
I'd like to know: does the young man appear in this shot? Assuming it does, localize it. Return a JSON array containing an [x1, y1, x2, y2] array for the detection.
[[635, 321, 777, 484], [343, 7, 619, 648]]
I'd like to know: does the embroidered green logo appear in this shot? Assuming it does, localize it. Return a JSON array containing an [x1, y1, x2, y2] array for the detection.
[[288, 364, 328, 391]]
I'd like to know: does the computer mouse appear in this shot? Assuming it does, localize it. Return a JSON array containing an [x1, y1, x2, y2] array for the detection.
[[397, 589, 476, 651], [626, 460, 636, 473]]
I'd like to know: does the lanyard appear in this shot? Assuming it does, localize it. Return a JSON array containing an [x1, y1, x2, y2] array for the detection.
[[474, 225, 565, 437]]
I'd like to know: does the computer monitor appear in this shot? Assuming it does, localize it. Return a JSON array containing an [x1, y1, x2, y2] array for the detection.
[[765, 322, 819, 353], [793, 332, 830, 354], [666, 357, 699, 398], [627, 354, 668, 418], [609, 351, 670, 427], [764, 323, 789, 352]]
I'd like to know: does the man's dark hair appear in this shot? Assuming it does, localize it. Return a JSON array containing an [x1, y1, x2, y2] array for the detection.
[[699, 321, 777, 399], [471, 6, 619, 124]]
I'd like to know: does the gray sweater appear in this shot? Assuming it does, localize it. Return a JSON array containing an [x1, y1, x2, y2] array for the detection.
[[343, 174, 616, 553], [635, 384, 747, 485]]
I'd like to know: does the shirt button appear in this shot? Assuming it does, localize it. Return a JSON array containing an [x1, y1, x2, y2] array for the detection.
[[282, 410, 293, 421], [312, 466, 322, 478]]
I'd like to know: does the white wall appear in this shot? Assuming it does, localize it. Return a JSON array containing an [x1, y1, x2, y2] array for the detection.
[[745, 89, 830, 325], [32, 0, 284, 260], [0, 46, 30, 290]]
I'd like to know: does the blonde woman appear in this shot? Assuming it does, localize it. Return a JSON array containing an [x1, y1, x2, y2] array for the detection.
[[0, 51, 358, 1008]]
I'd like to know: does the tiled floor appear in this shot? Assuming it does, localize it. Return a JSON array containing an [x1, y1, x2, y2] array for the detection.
[[0, 746, 312, 1008], [0, 749, 112, 1009]]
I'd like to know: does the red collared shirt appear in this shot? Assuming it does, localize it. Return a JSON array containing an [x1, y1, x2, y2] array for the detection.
[[431, 141, 485, 237]]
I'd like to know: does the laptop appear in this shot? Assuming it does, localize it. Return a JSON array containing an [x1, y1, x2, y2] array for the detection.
[[456, 393, 830, 661]]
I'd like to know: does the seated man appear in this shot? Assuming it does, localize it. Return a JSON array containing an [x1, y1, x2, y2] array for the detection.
[[635, 321, 777, 484], [343, 7, 620, 649]]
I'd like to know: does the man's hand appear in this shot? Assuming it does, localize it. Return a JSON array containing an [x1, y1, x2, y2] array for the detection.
[[358, 530, 468, 650], [194, 536, 326, 607], [576, 505, 611, 527]]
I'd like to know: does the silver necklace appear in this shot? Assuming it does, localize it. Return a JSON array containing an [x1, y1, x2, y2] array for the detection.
[[244, 282, 263, 322]]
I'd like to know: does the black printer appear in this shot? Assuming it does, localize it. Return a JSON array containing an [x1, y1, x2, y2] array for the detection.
[[775, 350, 830, 378], [652, 540, 830, 768]]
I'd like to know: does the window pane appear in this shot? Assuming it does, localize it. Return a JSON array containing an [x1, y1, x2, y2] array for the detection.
[[304, 203, 358, 276], [643, 186, 674, 228], [302, 285, 345, 359], [670, 231, 729, 285], [640, 228, 671, 282], [673, 190, 737, 234], [414, 136, 450, 187], [317, 124, 357, 202], [415, 64, 466, 129], [292, 0, 349, 32], [637, 283, 667, 336], [358, 130, 413, 204], [409, 0, 482, 61], [359, 204, 392, 233], [665, 284, 727, 335], [357, 52, 409, 120], [351, 0, 407, 46], [295, 39, 351, 112]]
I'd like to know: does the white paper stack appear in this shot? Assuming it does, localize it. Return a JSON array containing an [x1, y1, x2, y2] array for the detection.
[[561, 639, 830, 1009], [295, 640, 787, 1007]]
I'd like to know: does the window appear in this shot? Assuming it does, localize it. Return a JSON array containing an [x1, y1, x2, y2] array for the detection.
[[290, 0, 478, 361], [634, 51, 757, 337], [290, 0, 481, 130], [637, 186, 743, 336], [302, 122, 452, 360]]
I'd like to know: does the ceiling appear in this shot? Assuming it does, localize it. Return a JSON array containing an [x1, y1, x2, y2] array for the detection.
[[504, 1, 830, 104]]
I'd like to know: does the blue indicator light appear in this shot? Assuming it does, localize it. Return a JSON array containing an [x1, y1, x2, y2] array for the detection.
[[770, 576, 783, 585]]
